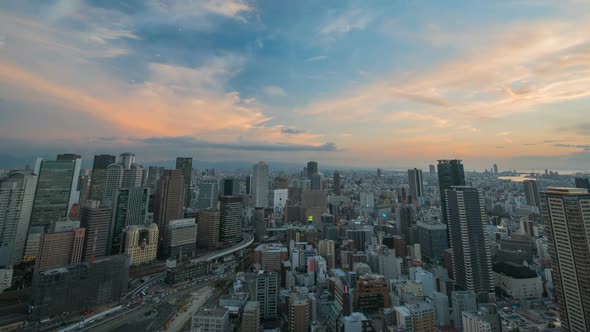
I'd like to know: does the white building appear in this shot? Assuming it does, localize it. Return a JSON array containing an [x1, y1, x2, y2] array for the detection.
[[192, 306, 229, 332], [251, 162, 269, 208], [273, 189, 288, 215], [0, 268, 13, 293]]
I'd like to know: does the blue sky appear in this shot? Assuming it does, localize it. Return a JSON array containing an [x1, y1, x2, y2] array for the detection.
[[0, 0, 589, 170]]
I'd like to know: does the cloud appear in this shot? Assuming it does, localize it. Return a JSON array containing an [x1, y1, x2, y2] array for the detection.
[[554, 144, 590, 151], [263, 85, 287, 97], [149, 0, 253, 22], [305, 55, 328, 62], [281, 127, 307, 135], [135, 136, 338, 152], [558, 122, 590, 136], [496, 132, 511, 136], [320, 9, 374, 35]]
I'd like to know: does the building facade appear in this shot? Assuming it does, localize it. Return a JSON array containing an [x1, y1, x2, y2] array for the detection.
[[197, 210, 220, 250], [164, 218, 197, 259], [123, 224, 158, 266], [79, 200, 112, 261], [219, 196, 243, 244]]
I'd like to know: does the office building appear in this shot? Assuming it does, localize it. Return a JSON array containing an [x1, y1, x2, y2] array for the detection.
[[319, 239, 336, 269], [462, 304, 501, 332], [35, 223, 85, 272], [252, 162, 269, 208], [523, 180, 540, 208], [433, 291, 450, 326], [343, 312, 371, 332], [165, 260, 208, 285], [408, 168, 424, 201], [253, 207, 266, 242], [417, 220, 448, 262], [307, 161, 318, 180], [311, 173, 322, 191], [493, 262, 543, 300], [574, 177, 590, 191], [273, 189, 288, 215], [354, 274, 390, 313], [164, 218, 197, 259], [31, 255, 130, 319], [241, 301, 260, 332], [88, 154, 116, 201], [394, 302, 435, 332], [219, 196, 243, 244], [253, 243, 288, 271], [192, 306, 230, 332], [109, 187, 149, 255], [154, 169, 185, 234], [437, 159, 465, 229], [451, 290, 477, 331], [79, 200, 112, 261], [290, 292, 311, 332], [175, 157, 193, 208], [30, 155, 81, 228], [446, 186, 494, 302], [397, 204, 416, 243], [429, 164, 436, 176], [0, 171, 37, 267], [102, 153, 144, 206], [333, 171, 341, 195], [146, 166, 165, 193], [255, 271, 279, 320], [198, 180, 219, 210], [123, 224, 158, 266], [197, 210, 220, 250], [25, 226, 44, 259], [346, 229, 369, 252], [222, 177, 240, 196], [541, 187, 590, 331]]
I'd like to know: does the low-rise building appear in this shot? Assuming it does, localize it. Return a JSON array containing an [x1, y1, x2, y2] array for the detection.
[[192, 306, 229, 332], [493, 262, 543, 300], [123, 223, 158, 266]]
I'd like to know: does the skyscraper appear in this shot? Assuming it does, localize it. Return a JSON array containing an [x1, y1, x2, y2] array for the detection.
[[0, 171, 37, 267], [222, 177, 240, 196], [523, 180, 541, 208], [289, 292, 311, 332], [197, 210, 220, 250], [35, 224, 85, 272], [437, 160, 465, 229], [445, 186, 494, 303], [255, 271, 279, 320], [493, 164, 498, 174], [307, 161, 318, 179], [30, 155, 81, 228], [333, 171, 341, 195], [109, 187, 149, 255], [541, 188, 590, 332], [175, 157, 193, 208], [429, 164, 436, 176], [311, 173, 322, 191], [102, 153, 144, 206], [79, 200, 112, 261], [154, 169, 185, 233], [408, 168, 424, 201], [88, 154, 116, 201], [252, 162, 269, 208], [219, 196, 243, 244], [198, 180, 219, 210]]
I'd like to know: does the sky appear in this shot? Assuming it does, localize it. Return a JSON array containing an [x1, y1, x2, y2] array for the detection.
[[0, 0, 589, 171]]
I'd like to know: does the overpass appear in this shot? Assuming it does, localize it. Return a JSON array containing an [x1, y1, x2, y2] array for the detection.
[[190, 232, 254, 263]]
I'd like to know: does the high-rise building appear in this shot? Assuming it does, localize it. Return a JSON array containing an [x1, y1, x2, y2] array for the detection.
[[221, 177, 240, 196], [253, 207, 266, 242], [32, 255, 130, 319], [30, 156, 81, 228], [354, 274, 390, 313], [541, 187, 590, 332], [574, 177, 590, 191], [197, 210, 220, 250], [523, 180, 540, 208], [408, 168, 424, 201], [429, 164, 436, 176], [311, 173, 322, 191], [198, 180, 219, 210], [175, 157, 193, 208], [123, 224, 158, 266], [109, 187, 149, 255], [289, 292, 311, 332], [79, 200, 112, 261], [219, 196, 243, 244], [451, 290, 477, 331], [252, 162, 269, 208], [102, 153, 144, 206], [333, 171, 341, 195], [307, 161, 318, 180], [446, 186, 494, 303], [241, 301, 260, 332], [417, 220, 448, 262], [164, 218, 197, 259], [273, 189, 288, 216], [493, 164, 498, 174], [35, 223, 85, 271], [88, 154, 116, 201], [154, 169, 185, 234], [255, 271, 279, 320], [0, 171, 37, 267], [319, 239, 336, 269], [145, 166, 165, 193], [437, 159, 465, 229], [397, 204, 416, 243]]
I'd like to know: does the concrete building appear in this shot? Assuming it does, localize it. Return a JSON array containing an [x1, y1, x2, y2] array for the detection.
[[493, 262, 543, 300], [79, 200, 112, 261], [88, 154, 116, 201], [192, 306, 230, 332], [0, 170, 37, 267], [343, 312, 372, 332], [417, 220, 448, 262], [433, 291, 450, 327], [253, 207, 266, 242], [35, 222, 85, 272], [197, 210, 220, 250], [241, 301, 260, 332], [175, 157, 193, 208], [253, 243, 288, 272], [437, 160, 465, 230], [451, 290, 477, 331], [221, 177, 240, 196], [289, 292, 311, 332], [164, 218, 197, 259], [446, 186, 494, 303], [273, 189, 288, 215], [154, 169, 185, 234], [541, 187, 590, 332], [523, 180, 541, 208], [254, 271, 279, 320], [333, 171, 341, 196], [198, 180, 219, 210], [219, 196, 243, 244], [394, 302, 435, 332], [318, 239, 336, 269], [252, 162, 269, 208], [123, 224, 158, 266], [354, 274, 390, 313], [408, 168, 424, 201], [462, 304, 501, 332], [30, 156, 81, 228], [0, 268, 13, 293], [32, 255, 130, 319]]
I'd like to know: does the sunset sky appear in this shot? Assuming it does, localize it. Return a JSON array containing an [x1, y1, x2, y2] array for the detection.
[[1, 0, 589, 170]]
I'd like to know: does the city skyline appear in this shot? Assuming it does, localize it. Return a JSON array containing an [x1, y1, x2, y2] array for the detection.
[[0, 1, 589, 170]]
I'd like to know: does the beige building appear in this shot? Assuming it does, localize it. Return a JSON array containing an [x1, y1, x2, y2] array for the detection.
[[35, 223, 85, 272], [289, 293, 311, 332], [123, 223, 158, 266], [241, 301, 260, 332]]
